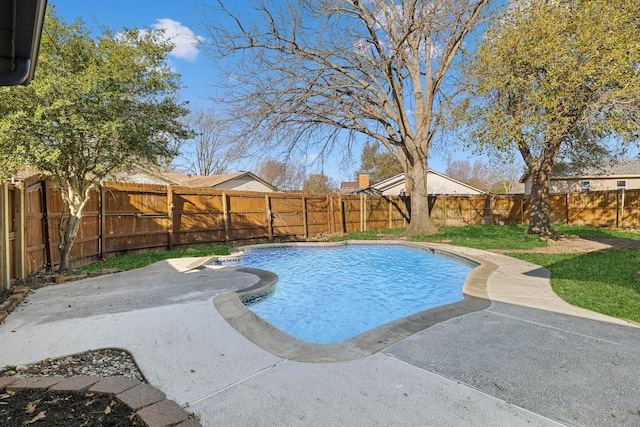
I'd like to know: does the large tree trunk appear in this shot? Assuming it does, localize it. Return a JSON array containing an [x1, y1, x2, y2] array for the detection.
[[405, 161, 439, 236], [526, 157, 559, 239], [58, 180, 95, 272], [58, 213, 82, 271]]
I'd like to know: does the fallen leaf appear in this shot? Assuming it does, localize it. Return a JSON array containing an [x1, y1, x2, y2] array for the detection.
[[84, 399, 95, 407], [22, 410, 46, 425], [104, 405, 111, 415], [0, 393, 12, 399], [24, 399, 42, 414]]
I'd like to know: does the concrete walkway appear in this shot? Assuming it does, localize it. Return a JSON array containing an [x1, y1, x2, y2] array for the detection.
[[0, 244, 639, 426]]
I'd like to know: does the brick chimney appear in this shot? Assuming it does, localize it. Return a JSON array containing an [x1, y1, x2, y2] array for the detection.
[[358, 174, 370, 188]]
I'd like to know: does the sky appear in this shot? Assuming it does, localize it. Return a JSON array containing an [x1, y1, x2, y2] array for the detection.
[[54, 0, 212, 108], [53, 0, 483, 182]]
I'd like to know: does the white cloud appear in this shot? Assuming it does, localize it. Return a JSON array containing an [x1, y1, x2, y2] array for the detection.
[[152, 18, 204, 62]]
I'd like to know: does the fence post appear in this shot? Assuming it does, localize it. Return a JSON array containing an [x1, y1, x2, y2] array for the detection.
[[266, 194, 273, 240], [359, 194, 363, 231], [302, 196, 308, 238], [403, 196, 408, 228], [328, 195, 333, 234], [0, 182, 9, 289], [14, 182, 25, 280], [40, 181, 52, 271], [339, 195, 345, 233], [167, 186, 174, 249], [489, 195, 494, 225], [359, 193, 367, 231], [222, 193, 230, 243], [443, 195, 447, 227], [619, 188, 625, 229], [99, 185, 105, 259]]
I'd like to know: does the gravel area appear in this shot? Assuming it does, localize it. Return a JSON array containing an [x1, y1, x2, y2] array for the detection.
[[1, 349, 145, 382]]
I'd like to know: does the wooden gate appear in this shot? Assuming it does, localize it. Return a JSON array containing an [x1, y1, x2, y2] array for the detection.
[[0, 180, 27, 289]]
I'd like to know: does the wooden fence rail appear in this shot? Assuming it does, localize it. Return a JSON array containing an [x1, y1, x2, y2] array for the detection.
[[2, 178, 640, 289]]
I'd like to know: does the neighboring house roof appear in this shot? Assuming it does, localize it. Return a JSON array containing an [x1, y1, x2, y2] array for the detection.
[[350, 171, 486, 195], [552, 159, 640, 179], [108, 168, 178, 185], [9, 166, 176, 185], [11, 167, 41, 181], [521, 159, 640, 182], [7, 167, 277, 192], [163, 171, 278, 191], [340, 181, 359, 193], [368, 173, 407, 195]]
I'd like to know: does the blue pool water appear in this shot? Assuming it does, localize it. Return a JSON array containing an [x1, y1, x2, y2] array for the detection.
[[240, 244, 473, 344]]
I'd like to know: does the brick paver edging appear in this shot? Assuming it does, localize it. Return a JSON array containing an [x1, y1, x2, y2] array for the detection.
[[0, 375, 202, 427], [0, 286, 31, 324]]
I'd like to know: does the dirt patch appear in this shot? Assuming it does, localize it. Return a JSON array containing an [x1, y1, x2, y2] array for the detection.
[[0, 289, 10, 305]]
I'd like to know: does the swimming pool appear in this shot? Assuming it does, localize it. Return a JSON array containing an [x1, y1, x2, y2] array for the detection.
[[238, 243, 474, 344]]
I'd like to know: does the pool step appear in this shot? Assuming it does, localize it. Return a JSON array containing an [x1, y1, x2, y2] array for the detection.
[[207, 253, 243, 266]]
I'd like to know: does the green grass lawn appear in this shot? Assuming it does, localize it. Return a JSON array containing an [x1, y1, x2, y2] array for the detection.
[[509, 250, 640, 324], [328, 228, 407, 241], [555, 224, 640, 241], [330, 224, 640, 249], [331, 225, 547, 250], [410, 224, 549, 250], [330, 224, 548, 250], [75, 245, 232, 274]]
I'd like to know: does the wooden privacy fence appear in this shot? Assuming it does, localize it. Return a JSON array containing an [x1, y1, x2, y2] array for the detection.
[[101, 183, 410, 253], [2, 178, 640, 289]]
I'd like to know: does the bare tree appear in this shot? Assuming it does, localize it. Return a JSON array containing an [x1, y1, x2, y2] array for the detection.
[[303, 173, 339, 194], [179, 109, 244, 176], [202, 0, 493, 236], [257, 159, 307, 191], [489, 157, 526, 194], [445, 159, 493, 191]]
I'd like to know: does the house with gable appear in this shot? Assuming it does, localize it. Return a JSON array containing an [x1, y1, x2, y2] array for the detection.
[[162, 171, 277, 192], [105, 168, 277, 192], [341, 171, 486, 196]]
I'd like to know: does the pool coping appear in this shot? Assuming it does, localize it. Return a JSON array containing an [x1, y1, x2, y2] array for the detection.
[[213, 241, 495, 363]]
